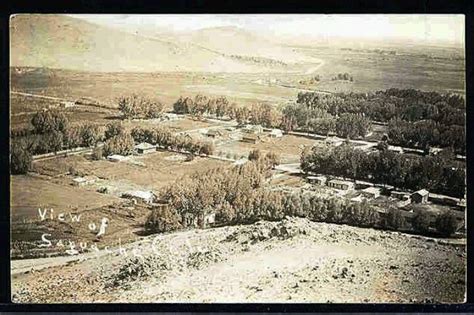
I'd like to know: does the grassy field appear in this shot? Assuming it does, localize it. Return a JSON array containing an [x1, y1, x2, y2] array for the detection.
[[290, 45, 464, 94]]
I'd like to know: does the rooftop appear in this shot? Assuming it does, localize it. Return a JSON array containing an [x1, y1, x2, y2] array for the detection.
[[413, 189, 429, 196]]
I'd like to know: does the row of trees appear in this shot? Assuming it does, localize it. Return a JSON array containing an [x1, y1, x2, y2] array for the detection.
[[301, 143, 465, 198], [118, 94, 165, 119], [281, 103, 371, 138], [150, 159, 459, 236], [130, 126, 215, 156], [173, 95, 282, 128], [296, 89, 465, 125]]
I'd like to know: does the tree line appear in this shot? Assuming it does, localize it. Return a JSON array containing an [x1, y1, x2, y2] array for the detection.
[[301, 142, 465, 198], [173, 94, 281, 128], [295, 89, 465, 153]]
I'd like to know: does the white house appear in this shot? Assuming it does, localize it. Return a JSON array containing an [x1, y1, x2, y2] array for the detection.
[[269, 129, 283, 138], [121, 190, 155, 204]]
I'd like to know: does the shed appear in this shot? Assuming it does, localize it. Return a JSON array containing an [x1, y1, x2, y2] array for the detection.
[[121, 190, 155, 204], [325, 137, 343, 147], [307, 175, 327, 186], [135, 142, 156, 154], [269, 129, 283, 138], [361, 187, 381, 199], [327, 179, 355, 190], [411, 189, 429, 204]]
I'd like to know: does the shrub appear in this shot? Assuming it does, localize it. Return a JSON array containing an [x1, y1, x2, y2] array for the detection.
[[145, 206, 182, 233], [11, 143, 32, 174], [412, 210, 431, 234], [383, 207, 406, 230], [91, 147, 103, 160], [435, 211, 458, 237]]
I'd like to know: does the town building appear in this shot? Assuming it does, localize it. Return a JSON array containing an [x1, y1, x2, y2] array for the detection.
[[135, 142, 156, 154], [411, 189, 429, 204], [307, 175, 327, 186], [361, 187, 381, 199], [327, 179, 355, 190]]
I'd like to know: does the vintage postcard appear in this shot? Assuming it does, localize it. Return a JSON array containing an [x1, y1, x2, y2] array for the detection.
[[10, 14, 466, 303]]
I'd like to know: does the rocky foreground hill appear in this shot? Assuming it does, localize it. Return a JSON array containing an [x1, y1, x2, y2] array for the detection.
[[11, 217, 465, 303]]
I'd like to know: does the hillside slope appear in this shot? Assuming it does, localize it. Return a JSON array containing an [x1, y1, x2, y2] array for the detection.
[[10, 15, 289, 73], [11, 217, 465, 303]]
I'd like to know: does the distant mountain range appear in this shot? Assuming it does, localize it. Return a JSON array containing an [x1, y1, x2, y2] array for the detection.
[[10, 15, 312, 73]]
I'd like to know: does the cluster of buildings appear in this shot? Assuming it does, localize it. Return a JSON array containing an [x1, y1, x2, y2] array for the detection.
[[306, 174, 465, 210]]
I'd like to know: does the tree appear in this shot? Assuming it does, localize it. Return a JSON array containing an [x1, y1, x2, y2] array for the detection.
[[145, 206, 182, 233], [46, 130, 64, 153], [31, 110, 69, 134], [412, 210, 431, 234], [81, 124, 103, 147], [105, 122, 125, 140], [435, 211, 458, 237], [146, 101, 165, 118], [248, 149, 263, 161], [103, 131, 135, 156], [383, 207, 406, 230], [11, 142, 32, 174]]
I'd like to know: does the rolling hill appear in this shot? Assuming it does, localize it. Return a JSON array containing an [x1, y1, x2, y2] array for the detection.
[[10, 15, 295, 73]]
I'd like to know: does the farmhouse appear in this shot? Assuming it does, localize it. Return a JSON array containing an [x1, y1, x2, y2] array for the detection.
[[411, 189, 429, 204], [121, 190, 155, 204], [135, 142, 156, 154], [72, 175, 96, 187], [307, 175, 327, 186], [241, 134, 260, 144], [361, 187, 381, 199], [107, 154, 128, 162], [269, 129, 283, 138], [327, 179, 355, 191]]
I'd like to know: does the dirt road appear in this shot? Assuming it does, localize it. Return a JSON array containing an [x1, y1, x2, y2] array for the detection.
[[11, 217, 466, 303]]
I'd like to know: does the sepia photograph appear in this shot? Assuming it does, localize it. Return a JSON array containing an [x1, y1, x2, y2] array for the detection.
[[9, 14, 466, 303]]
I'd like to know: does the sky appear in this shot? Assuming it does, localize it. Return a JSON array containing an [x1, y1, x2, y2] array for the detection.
[[70, 14, 465, 46]]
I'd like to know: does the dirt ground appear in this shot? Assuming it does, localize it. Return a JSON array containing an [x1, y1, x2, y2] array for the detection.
[[11, 217, 466, 303]]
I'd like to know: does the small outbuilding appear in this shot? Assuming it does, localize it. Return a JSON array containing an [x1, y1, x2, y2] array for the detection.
[[121, 190, 155, 204], [60, 101, 76, 108], [307, 175, 327, 186], [135, 142, 156, 154], [327, 179, 355, 191], [411, 189, 429, 204], [72, 175, 96, 187], [206, 129, 223, 138], [107, 154, 128, 162], [269, 129, 283, 138], [361, 187, 381, 199], [391, 191, 411, 201], [241, 134, 259, 144]]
